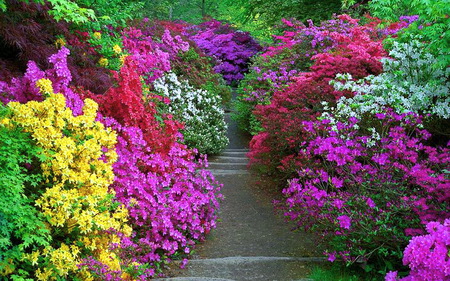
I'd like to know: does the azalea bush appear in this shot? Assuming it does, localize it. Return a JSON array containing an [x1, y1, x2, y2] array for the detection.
[[331, 39, 450, 140], [108, 118, 221, 268], [154, 72, 228, 154], [185, 19, 262, 84], [0, 80, 135, 280], [282, 107, 450, 276]]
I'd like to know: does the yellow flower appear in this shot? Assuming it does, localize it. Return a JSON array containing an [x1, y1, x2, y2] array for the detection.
[[98, 57, 109, 67], [0, 117, 10, 127], [119, 54, 128, 65], [55, 38, 66, 48], [92, 32, 101, 39], [36, 78, 54, 96], [113, 44, 122, 54]]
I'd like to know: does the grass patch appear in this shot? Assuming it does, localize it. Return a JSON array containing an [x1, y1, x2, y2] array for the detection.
[[308, 263, 367, 281]]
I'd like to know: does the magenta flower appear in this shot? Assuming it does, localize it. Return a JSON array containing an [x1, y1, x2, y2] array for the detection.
[[337, 215, 352, 229]]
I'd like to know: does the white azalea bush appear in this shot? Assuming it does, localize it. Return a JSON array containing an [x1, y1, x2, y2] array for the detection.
[[153, 72, 229, 154], [331, 39, 450, 119]]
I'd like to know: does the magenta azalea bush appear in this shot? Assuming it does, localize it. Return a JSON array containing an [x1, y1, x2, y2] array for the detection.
[[105, 117, 221, 266], [281, 108, 449, 272]]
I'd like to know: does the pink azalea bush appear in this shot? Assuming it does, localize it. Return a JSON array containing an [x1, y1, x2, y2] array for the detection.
[[105, 117, 221, 267]]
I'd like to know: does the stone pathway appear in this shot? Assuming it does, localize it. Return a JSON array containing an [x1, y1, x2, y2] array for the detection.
[[156, 113, 325, 281]]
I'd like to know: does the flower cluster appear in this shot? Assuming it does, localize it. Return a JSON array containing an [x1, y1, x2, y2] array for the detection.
[[154, 72, 229, 154], [107, 118, 222, 266], [386, 220, 450, 281]]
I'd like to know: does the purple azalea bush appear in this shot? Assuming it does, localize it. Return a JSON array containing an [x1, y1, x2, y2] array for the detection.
[[185, 19, 262, 84]]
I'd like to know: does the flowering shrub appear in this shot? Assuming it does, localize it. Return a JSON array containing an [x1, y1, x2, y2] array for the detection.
[[106, 118, 222, 268], [331, 39, 450, 119], [248, 15, 385, 176], [154, 72, 228, 154], [386, 220, 450, 281], [185, 19, 262, 84], [1, 80, 135, 280], [83, 58, 183, 154], [282, 108, 450, 274]]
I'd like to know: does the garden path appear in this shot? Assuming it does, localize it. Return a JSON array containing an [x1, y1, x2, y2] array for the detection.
[[156, 103, 325, 281]]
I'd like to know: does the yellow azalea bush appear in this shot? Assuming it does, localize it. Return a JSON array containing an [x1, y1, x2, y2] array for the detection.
[[5, 79, 133, 280]]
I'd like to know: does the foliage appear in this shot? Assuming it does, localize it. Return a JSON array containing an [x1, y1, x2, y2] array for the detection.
[[282, 108, 450, 276], [185, 19, 262, 84], [386, 219, 450, 281], [0, 1, 113, 94], [368, 0, 450, 69], [243, 0, 342, 29], [0, 106, 49, 278], [154, 72, 228, 154]]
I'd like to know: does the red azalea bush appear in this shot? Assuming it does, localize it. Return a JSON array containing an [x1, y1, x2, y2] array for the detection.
[[281, 108, 450, 275], [81, 57, 182, 154], [249, 15, 385, 177]]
